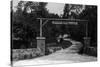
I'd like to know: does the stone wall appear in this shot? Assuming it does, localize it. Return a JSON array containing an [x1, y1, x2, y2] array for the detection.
[[12, 48, 42, 61]]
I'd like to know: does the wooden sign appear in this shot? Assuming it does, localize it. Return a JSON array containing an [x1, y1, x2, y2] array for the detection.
[[52, 21, 78, 25]]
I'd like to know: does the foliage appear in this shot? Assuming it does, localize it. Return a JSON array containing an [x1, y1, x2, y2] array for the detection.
[[63, 4, 97, 44], [11, 1, 60, 49], [11, 1, 97, 49]]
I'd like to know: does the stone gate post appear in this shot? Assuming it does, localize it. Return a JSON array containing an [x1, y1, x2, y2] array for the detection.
[[36, 37, 46, 55]]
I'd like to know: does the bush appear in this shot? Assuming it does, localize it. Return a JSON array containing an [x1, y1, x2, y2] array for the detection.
[[45, 46, 62, 55], [61, 41, 72, 49]]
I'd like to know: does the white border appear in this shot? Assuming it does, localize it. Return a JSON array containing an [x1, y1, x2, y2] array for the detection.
[[20, 0, 99, 5], [0, 0, 99, 67]]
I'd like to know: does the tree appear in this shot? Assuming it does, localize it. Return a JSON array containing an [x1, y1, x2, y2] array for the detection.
[[63, 4, 85, 19], [79, 5, 97, 45], [63, 4, 97, 46], [11, 1, 49, 48]]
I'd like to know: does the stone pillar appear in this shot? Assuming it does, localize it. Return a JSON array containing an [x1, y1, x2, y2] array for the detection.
[[36, 37, 46, 55], [83, 37, 91, 53]]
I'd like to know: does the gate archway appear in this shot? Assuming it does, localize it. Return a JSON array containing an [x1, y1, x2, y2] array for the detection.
[[36, 18, 89, 55]]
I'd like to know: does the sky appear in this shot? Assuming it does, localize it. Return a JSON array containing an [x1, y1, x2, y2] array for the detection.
[[46, 2, 65, 16], [12, 0, 65, 16], [12, 0, 20, 12]]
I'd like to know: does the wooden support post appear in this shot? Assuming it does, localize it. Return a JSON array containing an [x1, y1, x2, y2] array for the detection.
[[40, 19, 42, 37], [86, 22, 88, 37], [83, 22, 91, 53]]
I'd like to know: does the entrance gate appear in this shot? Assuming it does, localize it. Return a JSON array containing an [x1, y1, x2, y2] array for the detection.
[[36, 18, 90, 55]]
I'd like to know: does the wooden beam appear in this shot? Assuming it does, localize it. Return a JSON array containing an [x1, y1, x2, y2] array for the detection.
[[40, 19, 42, 37], [37, 18, 88, 22], [42, 20, 49, 27], [37, 18, 88, 37]]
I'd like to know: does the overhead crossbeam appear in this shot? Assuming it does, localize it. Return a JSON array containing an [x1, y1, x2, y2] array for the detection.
[[37, 18, 88, 37], [37, 18, 88, 22]]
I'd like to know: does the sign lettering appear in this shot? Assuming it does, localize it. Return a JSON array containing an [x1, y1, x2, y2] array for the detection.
[[52, 21, 78, 25]]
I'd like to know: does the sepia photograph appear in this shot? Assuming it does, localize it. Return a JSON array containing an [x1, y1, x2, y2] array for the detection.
[[11, 0, 97, 66]]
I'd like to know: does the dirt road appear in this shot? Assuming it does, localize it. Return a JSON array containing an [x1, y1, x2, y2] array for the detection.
[[13, 48, 97, 67]]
